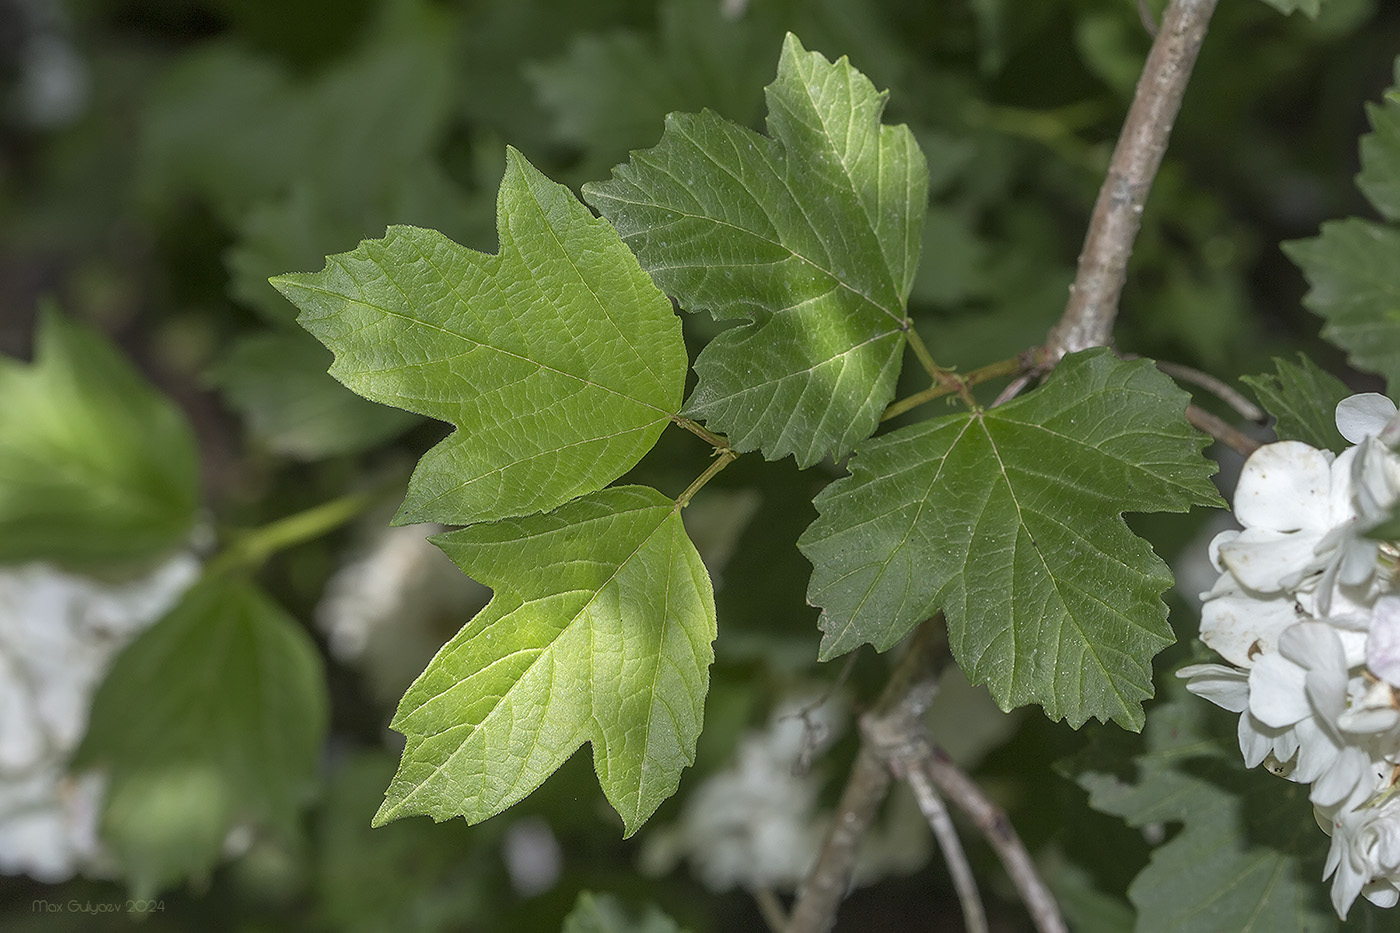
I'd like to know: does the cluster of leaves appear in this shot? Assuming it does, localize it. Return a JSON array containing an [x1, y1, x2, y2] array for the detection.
[[2, 0, 1399, 930]]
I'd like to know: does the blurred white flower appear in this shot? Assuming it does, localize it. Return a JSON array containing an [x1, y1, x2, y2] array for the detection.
[[316, 522, 488, 707], [0, 554, 199, 881]]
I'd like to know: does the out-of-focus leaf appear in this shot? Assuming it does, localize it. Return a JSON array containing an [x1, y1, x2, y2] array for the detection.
[[139, 0, 455, 223], [207, 330, 420, 460], [0, 306, 198, 568], [528, 0, 780, 174], [1256, 0, 1329, 18], [561, 891, 686, 933], [74, 576, 328, 897]]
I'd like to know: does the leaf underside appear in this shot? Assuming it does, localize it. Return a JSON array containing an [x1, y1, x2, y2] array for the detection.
[[584, 32, 928, 467], [272, 148, 687, 525], [800, 350, 1221, 730], [374, 486, 716, 837], [1077, 696, 1335, 932]]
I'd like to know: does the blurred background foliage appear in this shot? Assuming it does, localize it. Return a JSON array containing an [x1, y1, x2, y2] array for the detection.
[[1, 0, 1399, 929]]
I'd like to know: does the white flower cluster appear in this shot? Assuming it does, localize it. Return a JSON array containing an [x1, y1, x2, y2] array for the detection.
[[1181, 393, 1400, 918], [0, 555, 198, 881]]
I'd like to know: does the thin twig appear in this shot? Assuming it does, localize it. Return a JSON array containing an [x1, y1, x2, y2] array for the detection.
[[903, 765, 988, 933], [1045, 0, 1219, 360], [753, 888, 789, 933], [672, 414, 730, 449], [1153, 360, 1265, 422], [674, 448, 738, 508], [786, 746, 890, 933], [1138, 0, 1159, 37], [920, 745, 1067, 933], [1186, 403, 1261, 457], [786, 624, 945, 933], [882, 352, 1037, 422]]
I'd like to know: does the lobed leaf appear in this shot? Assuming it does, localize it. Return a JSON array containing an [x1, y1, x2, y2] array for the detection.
[[1076, 696, 1336, 932], [374, 486, 716, 836], [1286, 60, 1400, 393], [1240, 354, 1351, 452], [0, 306, 199, 569], [584, 33, 927, 467], [800, 350, 1221, 729], [273, 149, 686, 525]]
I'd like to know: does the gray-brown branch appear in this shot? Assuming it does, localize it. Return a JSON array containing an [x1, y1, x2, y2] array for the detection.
[[1045, 0, 1219, 358]]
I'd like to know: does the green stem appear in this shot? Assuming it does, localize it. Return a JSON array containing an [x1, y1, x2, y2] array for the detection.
[[672, 414, 730, 450], [903, 324, 941, 381], [205, 487, 384, 577], [675, 448, 738, 509], [882, 353, 1036, 422]]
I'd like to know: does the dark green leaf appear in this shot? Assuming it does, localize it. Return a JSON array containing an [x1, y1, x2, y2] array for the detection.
[[800, 350, 1221, 729], [1077, 696, 1336, 932]]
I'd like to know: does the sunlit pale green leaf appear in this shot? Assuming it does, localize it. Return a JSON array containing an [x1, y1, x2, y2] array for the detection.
[[75, 576, 328, 897], [800, 350, 1220, 729], [0, 306, 198, 568], [584, 33, 927, 467], [374, 487, 715, 836], [1240, 354, 1351, 451], [1076, 695, 1336, 932], [272, 149, 686, 525], [1286, 63, 1400, 392]]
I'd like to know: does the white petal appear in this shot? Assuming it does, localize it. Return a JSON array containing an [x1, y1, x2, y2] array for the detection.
[[1178, 663, 1249, 711], [1370, 596, 1400, 686], [1249, 652, 1311, 728], [1200, 586, 1299, 668], [1279, 621, 1347, 672], [1234, 441, 1333, 532], [1218, 530, 1324, 593], [1337, 393, 1398, 444]]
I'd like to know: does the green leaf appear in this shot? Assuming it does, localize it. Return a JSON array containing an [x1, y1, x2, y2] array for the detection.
[[1285, 220, 1400, 392], [208, 330, 420, 460], [561, 891, 686, 933], [584, 33, 928, 467], [75, 576, 328, 896], [799, 350, 1220, 729], [0, 306, 199, 568], [1240, 354, 1351, 451], [1076, 696, 1336, 932], [373, 486, 715, 837], [527, 0, 778, 176], [1286, 63, 1400, 392], [139, 0, 455, 223], [1359, 59, 1400, 224], [272, 148, 687, 525]]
